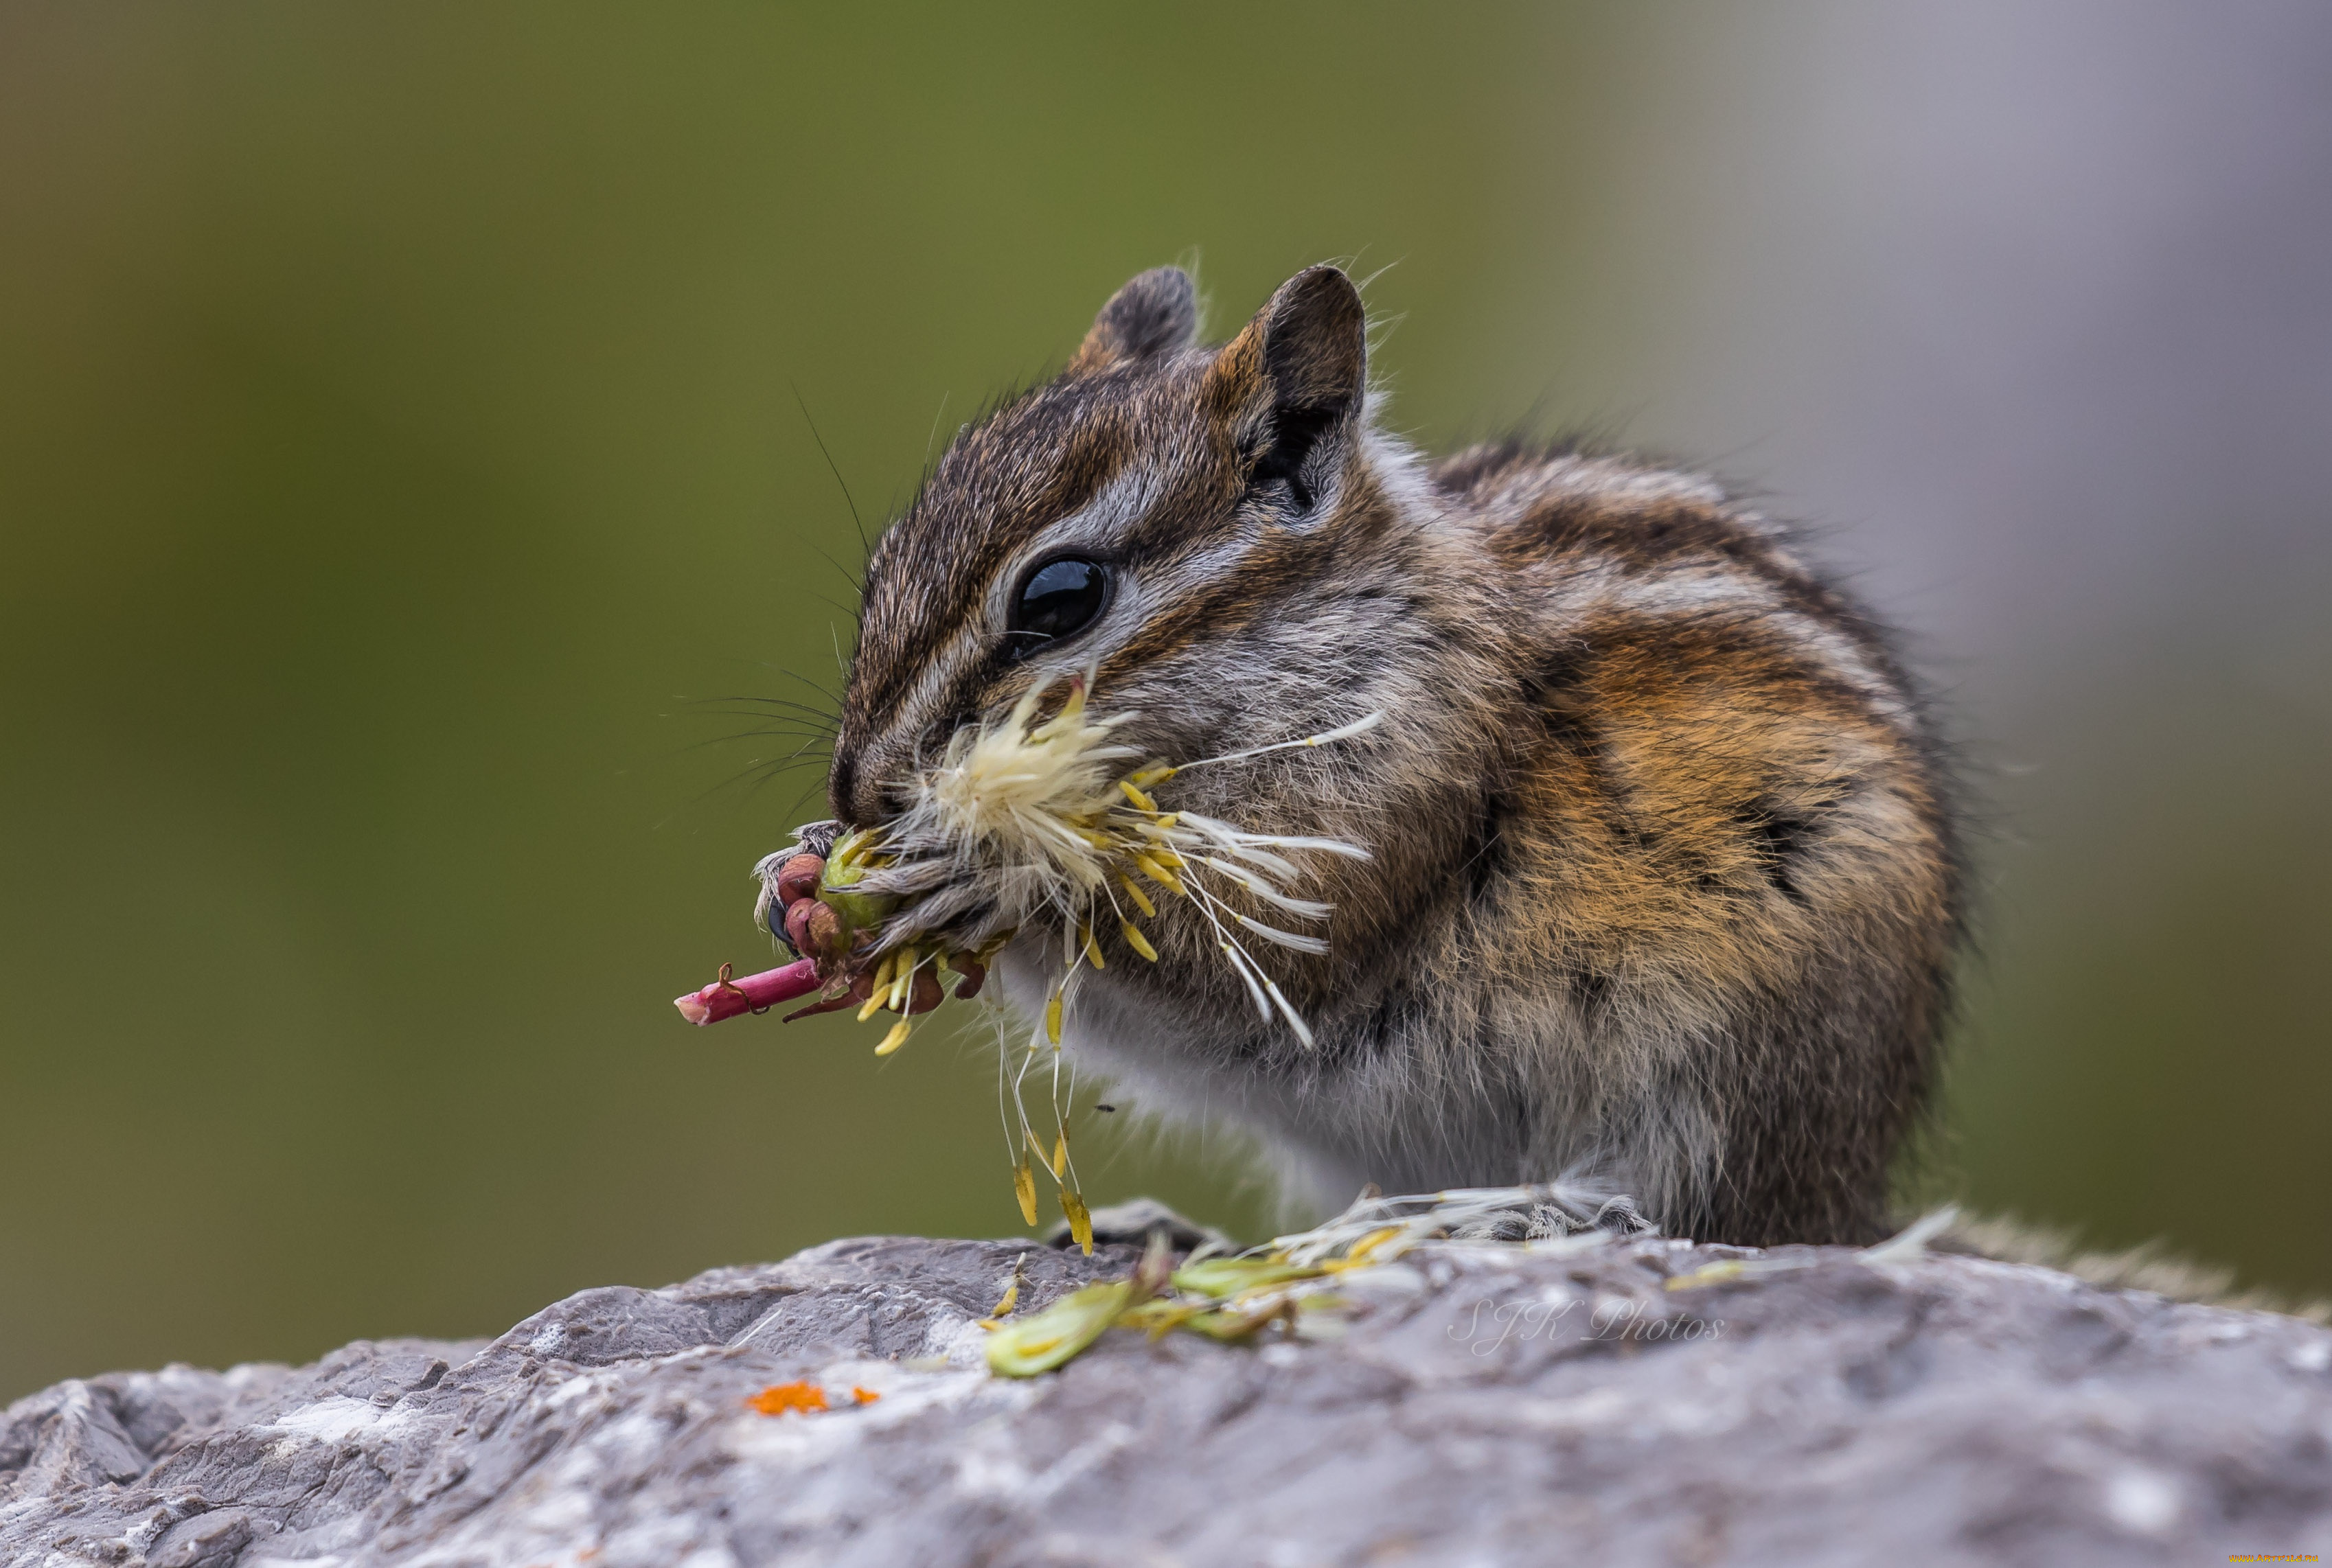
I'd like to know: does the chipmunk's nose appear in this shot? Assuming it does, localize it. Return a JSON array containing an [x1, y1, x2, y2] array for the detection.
[[825, 747, 878, 830], [831, 692, 985, 827], [827, 728, 913, 829]]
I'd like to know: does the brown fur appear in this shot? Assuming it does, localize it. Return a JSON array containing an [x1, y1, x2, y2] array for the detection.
[[828, 265, 1964, 1246]]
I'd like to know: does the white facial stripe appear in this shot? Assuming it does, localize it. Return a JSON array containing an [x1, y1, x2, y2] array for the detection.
[[874, 467, 1176, 750], [1000, 467, 1165, 592]]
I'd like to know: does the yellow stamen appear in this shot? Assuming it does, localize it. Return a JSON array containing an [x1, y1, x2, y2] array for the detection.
[[1013, 1158, 1038, 1226], [989, 1278, 1020, 1318], [1080, 923, 1104, 969], [1121, 920, 1158, 961], [1045, 989, 1064, 1044], [874, 1018, 911, 1056], [1026, 1127, 1060, 1178], [1051, 1133, 1068, 1179], [871, 949, 899, 991], [1129, 764, 1177, 787], [1060, 1188, 1094, 1256], [1117, 875, 1156, 918], [856, 991, 886, 1023], [1117, 779, 1158, 813], [1134, 854, 1184, 895]]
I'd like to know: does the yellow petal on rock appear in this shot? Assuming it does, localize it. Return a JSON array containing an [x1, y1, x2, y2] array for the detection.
[[983, 1278, 1128, 1376], [1171, 1257, 1324, 1298], [1061, 1188, 1094, 1256], [1117, 875, 1156, 918], [1665, 1260, 1748, 1292], [1014, 1158, 1038, 1226], [985, 1233, 1174, 1376], [1337, 1227, 1405, 1267], [1121, 921, 1158, 962], [874, 1018, 911, 1056]]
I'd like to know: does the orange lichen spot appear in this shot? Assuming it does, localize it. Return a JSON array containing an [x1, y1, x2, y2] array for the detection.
[[747, 1380, 830, 1416], [850, 1386, 880, 1405]]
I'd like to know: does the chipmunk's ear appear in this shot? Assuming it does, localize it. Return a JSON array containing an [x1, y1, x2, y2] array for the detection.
[[1204, 265, 1367, 509], [1069, 266, 1200, 373]]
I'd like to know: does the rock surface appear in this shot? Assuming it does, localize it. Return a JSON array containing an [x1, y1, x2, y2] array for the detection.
[[5, 1230, 2330, 1567]]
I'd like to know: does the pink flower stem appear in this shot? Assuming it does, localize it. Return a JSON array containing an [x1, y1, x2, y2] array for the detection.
[[674, 958, 825, 1026]]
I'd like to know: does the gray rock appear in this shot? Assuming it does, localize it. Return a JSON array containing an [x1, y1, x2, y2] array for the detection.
[[5, 1232, 2329, 1567]]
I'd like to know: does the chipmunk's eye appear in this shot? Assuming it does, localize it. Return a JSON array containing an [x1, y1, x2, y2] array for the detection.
[[1007, 556, 1110, 656]]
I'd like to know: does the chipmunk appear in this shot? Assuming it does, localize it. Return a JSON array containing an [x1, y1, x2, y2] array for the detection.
[[809, 264, 1961, 1249]]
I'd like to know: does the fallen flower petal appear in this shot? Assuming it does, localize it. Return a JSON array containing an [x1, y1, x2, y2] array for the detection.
[[1170, 1258, 1324, 1299], [984, 1280, 1134, 1378]]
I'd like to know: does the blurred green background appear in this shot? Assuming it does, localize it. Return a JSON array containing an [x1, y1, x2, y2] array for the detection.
[[5, 4, 2327, 1399]]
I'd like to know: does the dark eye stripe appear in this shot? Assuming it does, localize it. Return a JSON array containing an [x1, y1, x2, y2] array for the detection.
[[1007, 557, 1110, 657]]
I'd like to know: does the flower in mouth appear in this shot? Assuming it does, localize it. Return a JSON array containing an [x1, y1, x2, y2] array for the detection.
[[676, 673, 1379, 1249]]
